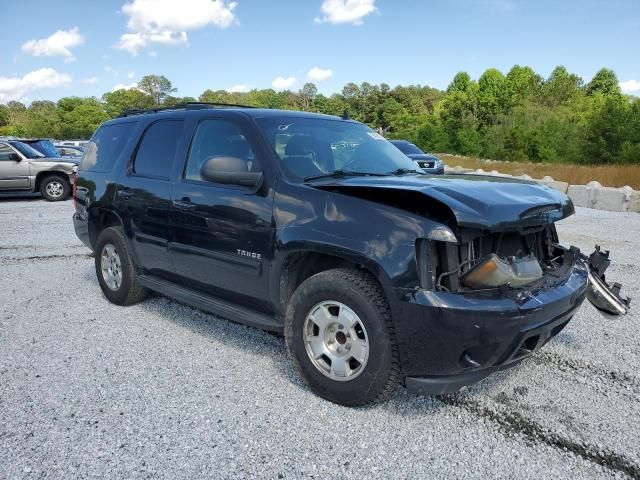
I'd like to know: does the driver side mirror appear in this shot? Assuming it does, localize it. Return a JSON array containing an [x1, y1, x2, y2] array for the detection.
[[9, 153, 21, 161], [200, 156, 263, 188]]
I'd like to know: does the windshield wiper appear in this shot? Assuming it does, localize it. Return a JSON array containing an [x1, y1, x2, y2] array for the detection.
[[385, 167, 422, 176], [303, 170, 387, 182]]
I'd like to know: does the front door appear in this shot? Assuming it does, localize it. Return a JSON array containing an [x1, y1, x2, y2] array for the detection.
[[169, 118, 274, 312], [0, 144, 30, 190]]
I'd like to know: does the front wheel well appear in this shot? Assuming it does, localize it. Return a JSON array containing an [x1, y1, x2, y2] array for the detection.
[[35, 171, 70, 191], [279, 251, 383, 312]]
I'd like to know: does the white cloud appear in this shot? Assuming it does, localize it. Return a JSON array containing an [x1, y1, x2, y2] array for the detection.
[[620, 79, 640, 95], [314, 0, 377, 25], [127, 72, 136, 79], [21, 27, 84, 62], [0, 68, 72, 102], [81, 76, 99, 84], [272, 76, 297, 90], [117, 0, 237, 55], [149, 51, 158, 57], [112, 81, 140, 91], [228, 84, 251, 93], [306, 67, 333, 82]]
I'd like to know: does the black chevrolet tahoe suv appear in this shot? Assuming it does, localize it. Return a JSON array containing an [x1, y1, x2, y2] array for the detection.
[[73, 103, 629, 406]]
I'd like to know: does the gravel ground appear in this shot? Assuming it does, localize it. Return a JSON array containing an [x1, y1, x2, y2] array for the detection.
[[0, 198, 638, 479]]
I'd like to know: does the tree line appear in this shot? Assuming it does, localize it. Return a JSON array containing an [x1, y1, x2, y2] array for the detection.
[[0, 68, 638, 165]]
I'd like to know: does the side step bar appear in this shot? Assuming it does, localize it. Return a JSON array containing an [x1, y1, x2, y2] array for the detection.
[[138, 274, 283, 333]]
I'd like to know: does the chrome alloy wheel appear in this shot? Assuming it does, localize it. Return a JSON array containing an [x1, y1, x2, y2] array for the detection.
[[100, 244, 122, 291], [46, 180, 64, 198], [303, 301, 369, 381]]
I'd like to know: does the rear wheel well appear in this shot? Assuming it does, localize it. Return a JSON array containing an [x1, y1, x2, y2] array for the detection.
[[279, 252, 380, 312], [88, 209, 123, 250]]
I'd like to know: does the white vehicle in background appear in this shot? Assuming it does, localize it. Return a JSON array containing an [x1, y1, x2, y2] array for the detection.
[[54, 140, 88, 148]]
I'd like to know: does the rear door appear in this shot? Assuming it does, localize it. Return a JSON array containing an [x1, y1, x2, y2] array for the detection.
[[169, 117, 275, 311], [118, 118, 187, 275], [0, 144, 30, 190]]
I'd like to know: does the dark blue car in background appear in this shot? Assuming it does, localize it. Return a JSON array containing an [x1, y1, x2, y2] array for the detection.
[[19, 139, 63, 159], [390, 139, 445, 174]]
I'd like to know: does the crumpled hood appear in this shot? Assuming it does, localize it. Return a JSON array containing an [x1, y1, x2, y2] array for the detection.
[[313, 173, 575, 230]]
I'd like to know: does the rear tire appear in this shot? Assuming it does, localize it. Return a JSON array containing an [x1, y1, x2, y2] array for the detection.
[[285, 268, 400, 406], [95, 227, 148, 305], [40, 175, 70, 201]]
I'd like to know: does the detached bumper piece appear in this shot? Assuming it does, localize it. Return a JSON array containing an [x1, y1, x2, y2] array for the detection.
[[585, 246, 631, 316]]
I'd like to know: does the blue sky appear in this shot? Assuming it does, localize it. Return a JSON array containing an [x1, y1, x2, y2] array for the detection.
[[1, 0, 639, 103]]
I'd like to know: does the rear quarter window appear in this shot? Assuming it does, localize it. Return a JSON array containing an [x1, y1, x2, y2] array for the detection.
[[80, 122, 136, 172]]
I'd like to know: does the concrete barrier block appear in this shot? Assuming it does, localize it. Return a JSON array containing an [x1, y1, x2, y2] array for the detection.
[[628, 189, 640, 213], [567, 185, 589, 207], [535, 178, 569, 193], [568, 182, 638, 212], [445, 165, 474, 173], [589, 184, 630, 212]]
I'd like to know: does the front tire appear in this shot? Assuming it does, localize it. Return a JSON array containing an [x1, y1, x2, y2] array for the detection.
[[40, 175, 70, 201], [285, 268, 400, 406], [95, 227, 148, 305]]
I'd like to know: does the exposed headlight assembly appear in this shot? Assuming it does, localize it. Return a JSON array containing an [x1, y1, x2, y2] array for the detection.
[[461, 253, 543, 289]]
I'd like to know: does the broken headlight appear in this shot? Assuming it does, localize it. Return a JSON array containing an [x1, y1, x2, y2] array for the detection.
[[461, 253, 543, 289], [584, 246, 631, 316]]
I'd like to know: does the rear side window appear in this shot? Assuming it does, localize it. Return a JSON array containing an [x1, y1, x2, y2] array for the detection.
[[133, 120, 184, 180], [81, 122, 135, 172]]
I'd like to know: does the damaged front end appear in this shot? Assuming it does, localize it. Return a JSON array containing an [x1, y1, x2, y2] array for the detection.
[[416, 225, 630, 316]]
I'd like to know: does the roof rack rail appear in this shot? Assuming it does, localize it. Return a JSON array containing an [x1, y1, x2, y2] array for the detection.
[[118, 101, 256, 118]]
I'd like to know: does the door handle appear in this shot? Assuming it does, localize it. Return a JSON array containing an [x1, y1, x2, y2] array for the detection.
[[173, 198, 196, 210], [118, 190, 134, 199]]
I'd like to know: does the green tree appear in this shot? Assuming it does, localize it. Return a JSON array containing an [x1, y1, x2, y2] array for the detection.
[[0, 105, 9, 127], [503, 65, 542, 109], [586, 68, 621, 96], [163, 96, 197, 106], [542, 66, 583, 107], [477, 68, 506, 125], [25, 101, 58, 137], [137, 75, 177, 105], [102, 89, 154, 117], [299, 83, 318, 111], [56, 97, 108, 139]]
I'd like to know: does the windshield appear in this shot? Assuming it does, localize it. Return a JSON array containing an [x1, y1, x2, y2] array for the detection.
[[9, 141, 45, 159], [255, 117, 419, 180], [392, 141, 424, 155]]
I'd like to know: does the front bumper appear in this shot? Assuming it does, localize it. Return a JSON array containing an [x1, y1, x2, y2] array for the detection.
[[420, 166, 445, 175], [393, 261, 589, 394]]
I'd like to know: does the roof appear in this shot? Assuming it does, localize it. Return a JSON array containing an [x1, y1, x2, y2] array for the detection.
[[114, 102, 342, 122]]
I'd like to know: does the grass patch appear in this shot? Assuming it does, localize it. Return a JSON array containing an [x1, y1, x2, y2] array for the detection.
[[439, 154, 640, 190]]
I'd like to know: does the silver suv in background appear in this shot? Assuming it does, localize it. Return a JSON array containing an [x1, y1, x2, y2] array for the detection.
[[0, 140, 77, 201]]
